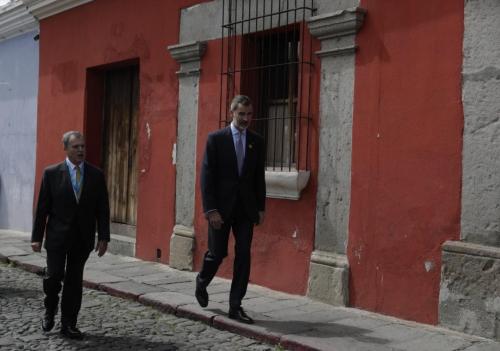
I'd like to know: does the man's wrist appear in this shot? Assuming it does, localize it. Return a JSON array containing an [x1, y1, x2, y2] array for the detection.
[[205, 209, 218, 218]]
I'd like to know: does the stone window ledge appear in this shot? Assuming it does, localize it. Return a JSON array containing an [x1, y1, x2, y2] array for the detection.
[[265, 170, 310, 200], [442, 240, 500, 259]]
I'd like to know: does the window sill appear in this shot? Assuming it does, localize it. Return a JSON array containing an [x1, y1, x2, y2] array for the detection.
[[265, 170, 310, 200]]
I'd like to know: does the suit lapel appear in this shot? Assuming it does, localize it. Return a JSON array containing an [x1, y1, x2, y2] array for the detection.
[[224, 127, 239, 176], [241, 130, 255, 176], [79, 162, 89, 203], [58, 162, 77, 205]]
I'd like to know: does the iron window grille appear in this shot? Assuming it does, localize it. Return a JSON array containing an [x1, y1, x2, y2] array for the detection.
[[219, 0, 315, 171]]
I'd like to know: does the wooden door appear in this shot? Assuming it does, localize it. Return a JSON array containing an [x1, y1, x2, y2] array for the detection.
[[102, 65, 139, 230]]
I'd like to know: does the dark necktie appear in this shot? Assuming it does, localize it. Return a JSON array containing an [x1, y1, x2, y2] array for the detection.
[[75, 166, 82, 200], [236, 132, 244, 176]]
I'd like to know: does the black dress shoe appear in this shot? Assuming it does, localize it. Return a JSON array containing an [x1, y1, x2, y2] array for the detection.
[[60, 326, 84, 340], [228, 307, 254, 324], [195, 286, 209, 308], [42, 313, 55, 332]]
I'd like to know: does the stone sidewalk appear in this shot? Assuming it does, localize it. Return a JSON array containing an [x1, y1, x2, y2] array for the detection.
[[1, 230, 498, 351]]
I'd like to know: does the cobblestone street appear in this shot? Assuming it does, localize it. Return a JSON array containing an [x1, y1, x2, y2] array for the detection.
[[0, 262, 278, 351]]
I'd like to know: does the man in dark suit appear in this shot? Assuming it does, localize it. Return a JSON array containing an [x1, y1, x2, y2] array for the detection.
[[31, 131, 110, 339], [196, 95, 266, 324]]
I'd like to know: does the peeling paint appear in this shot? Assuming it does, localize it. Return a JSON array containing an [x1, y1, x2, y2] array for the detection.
[[424, 260, 435, 272], [172, 143, 176, 165], [354, 247, 362, 262], [146, 122, 151, 140]]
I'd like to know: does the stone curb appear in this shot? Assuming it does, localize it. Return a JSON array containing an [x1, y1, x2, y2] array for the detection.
[[280, 338, 322, 351], [138, 295, 178, 315], [0, 252, 300, 349], [2, 254, 44, 275], [97, 282, 142, 301], [213, 316, 283, 346]]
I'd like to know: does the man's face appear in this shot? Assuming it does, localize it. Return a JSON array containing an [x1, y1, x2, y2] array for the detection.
[[65, 135, 85, 165], [231, 103, 253, 131]]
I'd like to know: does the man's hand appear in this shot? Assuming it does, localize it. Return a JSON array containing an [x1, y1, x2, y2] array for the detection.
[[207, 211, 224, 230], [257, 211, 265, 225], [95, 240, 108, 257], [31, 242, 42, 253]]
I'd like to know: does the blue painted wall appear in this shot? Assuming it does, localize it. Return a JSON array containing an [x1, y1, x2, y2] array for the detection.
[[0, 31, 39, 231]]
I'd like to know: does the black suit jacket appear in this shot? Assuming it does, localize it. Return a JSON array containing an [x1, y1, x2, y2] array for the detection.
[[32, 161, 110, 252], [201, 126, 266, 223]]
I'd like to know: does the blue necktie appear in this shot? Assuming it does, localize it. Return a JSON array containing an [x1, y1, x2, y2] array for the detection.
[[236, 132, 244, 176], [75, 166, 82, 200]]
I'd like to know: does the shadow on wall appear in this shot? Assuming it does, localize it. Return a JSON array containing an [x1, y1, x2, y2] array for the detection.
[[0, 174, 10, 230], [0, 174, 6, 228]]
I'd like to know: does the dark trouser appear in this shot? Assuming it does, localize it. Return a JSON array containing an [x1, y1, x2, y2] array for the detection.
[[44, 244, 90, 328], [197, 208, 254, 309]]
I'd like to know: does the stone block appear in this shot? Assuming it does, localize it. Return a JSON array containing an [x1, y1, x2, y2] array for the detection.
[[105, 263, 162, 278], [439, 241, 500, 341], [139, 291, 196, 313], [83, 270, 127, 284], [176, 301, 228, 324], [169, 225, 194, 271], [307, 251, 349, 306], [99, 281, 166, 300], [0, 246, 29, 258], [107, 234, 135, 257]]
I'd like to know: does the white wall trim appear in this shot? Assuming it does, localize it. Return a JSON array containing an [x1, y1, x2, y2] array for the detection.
[[23, 0, 93, 20], [265, 170, 310, 200], [0, 1, 37, 41]]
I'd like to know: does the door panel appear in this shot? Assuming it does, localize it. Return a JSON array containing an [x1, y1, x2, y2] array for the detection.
[[102, 65, 139, 228]]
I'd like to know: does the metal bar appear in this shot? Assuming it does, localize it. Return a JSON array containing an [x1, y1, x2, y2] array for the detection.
[[220, 60, 313, 74], [271, 0, 279, 170], [219, 0, 226, 127], [219, 0, 315, 170], [285, 0, 292, 171], [231, 0, 237, 122], [248, 0, 251, 35], [306, 0, 314, 170], [253, 115, 311, 121], [260, 0, 268, 160], [278, 0, 286, 171], [221, 6, 314, 27], [297, 0, 306, 169]]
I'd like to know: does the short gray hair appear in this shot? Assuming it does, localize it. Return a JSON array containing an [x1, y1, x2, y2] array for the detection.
[[62, 131, 84, 149], [230, 95, 252, 111]]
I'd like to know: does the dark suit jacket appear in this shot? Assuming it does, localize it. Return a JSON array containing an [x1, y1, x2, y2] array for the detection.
[[32, 161, 110, 252], [201, 126, 266, 223]]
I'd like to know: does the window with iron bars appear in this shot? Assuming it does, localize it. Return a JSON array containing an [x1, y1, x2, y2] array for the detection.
[[219, 0, 315, 171]]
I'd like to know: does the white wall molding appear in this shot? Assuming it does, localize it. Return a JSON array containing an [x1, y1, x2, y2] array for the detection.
[[167, 40, 207, 271], [265, 170, 310, 200], [307, 7, 366, 40], [0, 0, 94, 41], [305, 6, 366, 306], [168, 41, 207, 77], [23, 0, 93, 20], [0, 1, 37, 41]]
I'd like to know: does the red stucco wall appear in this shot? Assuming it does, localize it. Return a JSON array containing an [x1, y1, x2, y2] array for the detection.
[[194, 34, 321, 295], [35, 0, 320, 295], [35, 0, 211, 263], [348, 0, 464, 324]]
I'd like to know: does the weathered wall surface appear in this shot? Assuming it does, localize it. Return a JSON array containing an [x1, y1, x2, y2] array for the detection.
[[35, 0, 210, 263], [349, 0, 464, 324], [0, 31, 38, 231], [178, 0, 321, 294], [440, 242, 500, 340], [460, 0, 500, 247], [439, 0, 500, 340], [193, 36, 320, 295]]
